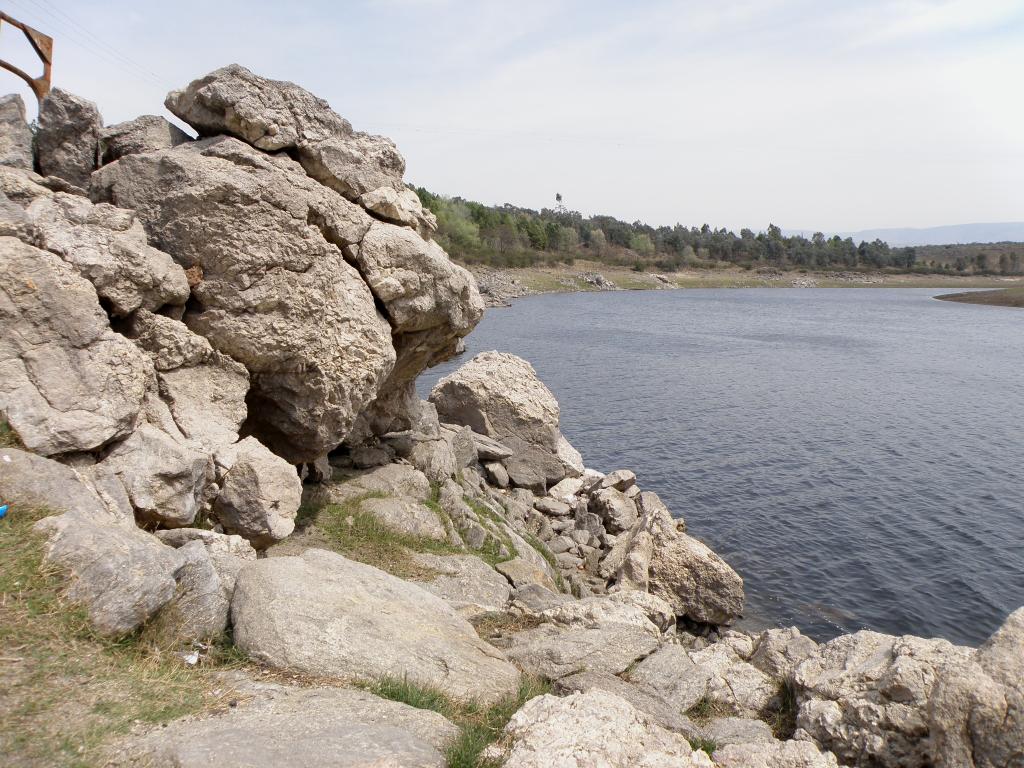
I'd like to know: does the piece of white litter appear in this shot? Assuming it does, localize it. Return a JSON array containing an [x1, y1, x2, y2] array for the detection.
[[180, 651, 200, 666], [2, 455, 11, 463]]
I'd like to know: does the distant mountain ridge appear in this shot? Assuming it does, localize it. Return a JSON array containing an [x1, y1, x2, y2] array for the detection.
[[786, 222, 1024, 247]]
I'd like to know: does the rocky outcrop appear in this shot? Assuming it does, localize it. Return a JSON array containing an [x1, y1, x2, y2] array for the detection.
[[99, 115, 191, 164], [36, 88, 101, 188], [231, 549, 521, 704], [0, 94, 33, 170], [713, 740, 839, 768], [411, 552, 512, 616]]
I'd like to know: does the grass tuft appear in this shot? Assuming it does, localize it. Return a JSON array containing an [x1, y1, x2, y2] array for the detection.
[[767, 679, 799, 739], [686, 694, 728, 724], [304, 494, 465, 579], [687, 736, 719, 756], [469, 611, 544, 641], [362, 674, 551, 768], [0, 504, 244, 767], [0, 417, 23, 448]]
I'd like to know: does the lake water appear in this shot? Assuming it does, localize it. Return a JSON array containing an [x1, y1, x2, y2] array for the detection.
[[417, 288, 1024, 646]]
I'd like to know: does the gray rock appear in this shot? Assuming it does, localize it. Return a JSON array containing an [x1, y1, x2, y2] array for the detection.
[[92, 136, 393, 463], [713, 739, 839, 768], [484, 461, 510, 487], [495, 690, 711, 768], [750, 626, 818, 681], [359, 495, 447, 541], [703, 716, 776, 746], [0, 237, 149, 456], [548, 476, 583, 503], [0, 94, 33, 170], [411, 553, 512, 617], [231, 549, 521, 704], [0, 446, 128, 524], [535, 496, 572, 517], [626, 645, 710, 714], [549, 535, 576, 555], [34, 511, 182, 637], [554, 433, 585, 478], [472, 432, 514, 461], [556, 671, 704, 738], [148, 540, 228, 643], [689, 642, 779, 717], [510, 583, 574, 616], [36, 88, 101, 187], [496, 556, 558, 592], [315, 463, 432, 504], [602, 468, 637, 491], [26, 192, 189, 316], [98, 114, 191, 164], [213, 436, 302, 548], [589, 487, 638, 533], [127, 682, 458, 768], [504, 622, 660, 680]]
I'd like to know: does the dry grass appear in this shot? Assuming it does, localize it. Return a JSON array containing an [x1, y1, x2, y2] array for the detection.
[[469, 611, 544, 642], [685, 694, 729, 725], [0, 505, 245, 767], [1, 417, 23, 448]]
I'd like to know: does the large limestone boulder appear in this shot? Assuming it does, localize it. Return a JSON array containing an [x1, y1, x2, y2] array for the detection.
[[34, 512, 182, 637], [504, 620, 660, 681], [231, 549, 521, 704], [601, 490, 744, 624], [750, 626, 819, 681], [165, 64, 437, 233], [688, 642, 780, 717], [213, 436, 302, 548], [26, 191, 190, 316], [625, 644, 710, 714], [495, 690, 714, 768], [126, 681, 458, 768], [793, 630, 976, 767], [0, 94, 33, 170], [410, 553, 512, 617], [92, 135, 393, 462], [0, 237, 149, 456], [36, 88, 101, 188], [99, 114, 191, 164], [146, 540, 229, 643], [0, 446, 130, 525]]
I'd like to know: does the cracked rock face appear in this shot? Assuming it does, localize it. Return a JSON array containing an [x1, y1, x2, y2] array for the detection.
[[36, 88, 102, 188], [92, 136, 395, 462], [0, 94, 34, 170]]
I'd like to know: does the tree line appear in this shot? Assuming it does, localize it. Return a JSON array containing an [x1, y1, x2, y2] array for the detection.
[[414, 188, 1024, 275]]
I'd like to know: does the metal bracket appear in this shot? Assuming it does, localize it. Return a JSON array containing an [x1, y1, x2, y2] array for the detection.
[[0, 11, 53, 103]]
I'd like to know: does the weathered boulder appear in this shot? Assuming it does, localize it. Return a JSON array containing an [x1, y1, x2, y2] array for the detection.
[[36, 88, 101, 188], [0, 94, 33, 170], [0, 446, 130, 524], [147, 540, 229, 643], [555, 434, 585, 477], [430, 352, 560, 451], [154, 526, 256, 596], [496, 690, 714, 768], [496, 556, 558, 592], [793, 630, 975, 767], [555, 671, 704, 738], [713, 739, 840, 768], [99, 115, 191, 164], [750, 626, 819, 681], [126, 681, 458, 768], [625, 644, 710, 714], [590, 487, 638, 533], [504, 621, 660, 680], [213, 436, 302, 547], [703, 716, 776, 747], [34, 511, 182, 637], [26, 192, 190, 316], [688, 642, 780, 717], [602, 468, 637, 491], [601, 490, 743, 624], [928, 607, 1024, 768], [92, 136, 393, 462], [539, 594, 664, 636], [231, 549, 521, 704], [411, 553, 512, 617], [358, 495, 447, 541], [0, 237, 149, 455], [312, 463, 432, 505], [165, 64, 437, 234]]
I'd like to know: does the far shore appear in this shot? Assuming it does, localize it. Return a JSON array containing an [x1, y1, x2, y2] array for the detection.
[[466, 260, 1024, 307], [934, 286, 1024, 308]]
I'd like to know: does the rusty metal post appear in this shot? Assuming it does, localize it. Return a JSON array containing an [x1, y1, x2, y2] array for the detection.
[[0, 11, 53, 103]]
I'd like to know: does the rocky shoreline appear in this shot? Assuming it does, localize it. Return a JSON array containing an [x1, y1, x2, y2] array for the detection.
[[1, 66, 1020, 767]]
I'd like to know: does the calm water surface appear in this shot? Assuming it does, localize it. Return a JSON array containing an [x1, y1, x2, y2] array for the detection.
[[418, 288, 1024, 645]]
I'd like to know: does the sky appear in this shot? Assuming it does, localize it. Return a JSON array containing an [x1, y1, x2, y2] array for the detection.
[[2, 0, 1023, 233]]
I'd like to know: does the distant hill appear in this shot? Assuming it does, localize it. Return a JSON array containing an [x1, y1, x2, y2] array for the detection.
[[787, 222, 1024, 247]]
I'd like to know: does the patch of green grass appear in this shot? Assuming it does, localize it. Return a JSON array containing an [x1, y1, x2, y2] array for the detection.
[[0, 505, 241, 767], [362, 674, 552, 768], [687, 736, 718, 756], [309, 494, 465, 579], [686, 694, 728, 724], [0, 417, 23, 448], [464, 497, 518, 566], [766, 679, 798, 739]]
